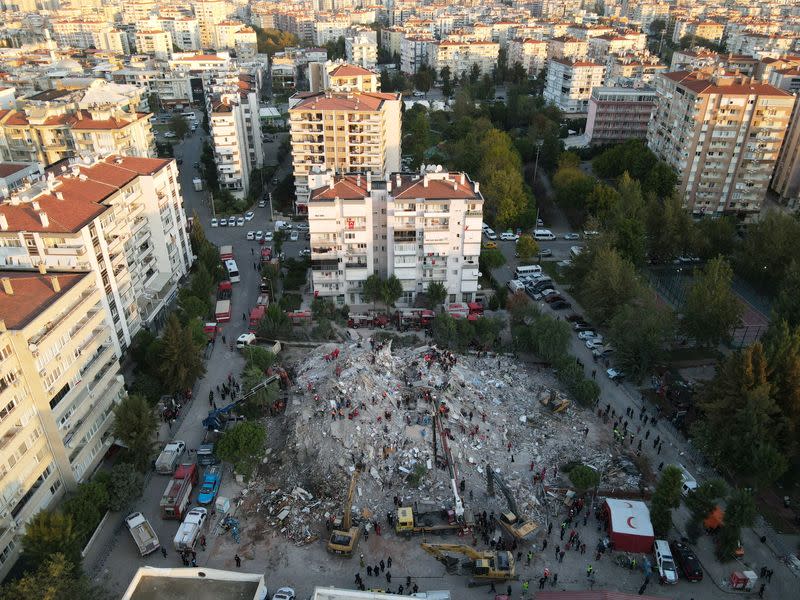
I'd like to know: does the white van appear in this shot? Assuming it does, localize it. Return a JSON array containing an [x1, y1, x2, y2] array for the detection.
[[515, 265, 543, 278], [654, 539, 679, 584], [507, 280, 525, 293], [533, 229, 556, 241], [677, 463, 698, 496]]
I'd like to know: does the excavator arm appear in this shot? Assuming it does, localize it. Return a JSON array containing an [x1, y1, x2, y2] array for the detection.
[[203, 375, 279, 430], [488, 465, 520, 517], [341, 468, 360, 531], [421, 543, 483, 561]]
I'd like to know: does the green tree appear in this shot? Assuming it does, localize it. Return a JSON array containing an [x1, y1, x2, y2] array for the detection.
[[581, 246, 641, 324], [239, 364, 278, 418], [693, 216, 737, 260], [736, 211, 800, 292], [0, 554, 110, 600], [325, 36, 346, 60], [432, 312, 458, 348], [425, 281, 448, 310], [650, 465, 684, 536], [242, 346, 277, 373], [159, 314, 206, 393], [479, 248, 506, 273], [216, 421, 267, 478], [516, 234, 539, 263], [21, 512, 81, 572], [609, 294, 675, 381], [568, 464, 600, 492], [440, 66, 452, 97], [381, 275, 403, 309], [586, 182, 620, 221], [772, 260, 800, 328], [107, 463, 144, 512], [478, 129, 529, 226], [362, 274, 383, 310], [253, 26, 299, 55], [646, 192, 694, 262], [62, 481, 109, 543], [414, 64, 434, 93], [257, 304, 292, 339], [682, 257, 742, 346], [552, 163, 595, 218], [715, 489, 755, 561], [112, 394, 157, 472], [169, 115, 189, 140], [146, 92, 161, 114], [761, 321, 800, 459]]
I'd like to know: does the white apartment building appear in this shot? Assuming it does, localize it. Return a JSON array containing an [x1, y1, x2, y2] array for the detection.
[[0, 155, 193, 354], [207, 71, 264, 199], [430, 41, 500, 78], [159, 17, 201, 52], [588, 33, 646, 62], [314, 16, 351, 46], [92, 29, 131, 55], [310, 63, 380, 94], [135, 29, 172, 60], [726, 32, 797, 58], [0, 268, 125, 580], [195, 0, 229, 49], [234, 28, 258, 61], [544, 58, 605, 113], [508, 39, 548, 76], [121, 0, 158, 25], [112, 69, 193, 105], [648, 70, 795, 219], [51, 19, 114, 49], [401, 36, 433, 75], [547, 36, 589, 61], [346, 35, 378, 70], [307, 168, 483, 306], [288, 89, 401, 211]]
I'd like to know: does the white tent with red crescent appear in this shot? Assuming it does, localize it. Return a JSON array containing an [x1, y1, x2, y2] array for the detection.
[[603, 498, 655, 553]]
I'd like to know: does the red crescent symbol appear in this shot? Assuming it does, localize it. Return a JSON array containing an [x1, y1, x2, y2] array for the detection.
[[627, 516, 636, 529]]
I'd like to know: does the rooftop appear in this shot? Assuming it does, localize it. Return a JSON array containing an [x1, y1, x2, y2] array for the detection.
[[310, 175, 370, 201], [392, 171, 481, 200], [0, 270, 88, 330], [291, 91, 399, 112], [121, 567, 266, 600], [329, 64, 376, 77], [0, 162, 34, 178]]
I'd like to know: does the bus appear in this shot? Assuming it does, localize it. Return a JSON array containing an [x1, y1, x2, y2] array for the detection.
[[181, 111, 197, 122], [225, 259, 240, 283], [515, 264, 542, 278]]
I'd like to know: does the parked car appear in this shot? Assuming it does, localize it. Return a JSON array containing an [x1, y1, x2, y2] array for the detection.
[[574, 323, 594, 332], [245, 211, 254, 221], [670, 540, 703, 582], [592, 346, 614, 358], [606, 368, 625, 382], [236, 216, 245, 227], [500, 232, 519, 241], [544, 295, 565, 304], [263, 231, 273, 241], [566, 314, 585, 322], [246, 231, 255, 240], [540, 288, 557, 298], [563, 233, 580, 240], [290, 230, 299, 241], [483, 241, 497, 249], [272, 588, 296, 600], [654, 539, 679, 585], [550, 300, 572, 310], [210, 218, 218, 227], [577, 331, 599, 340], [585, 337, 604, 349], [258, 200, 266, 208], [295, 223, 309, 231], [538, 248, 553, 257], [197, 466, 221, 505], [299, 248, 311, 257], [255, 231, 264, 241], [219, 217, 228, 226]]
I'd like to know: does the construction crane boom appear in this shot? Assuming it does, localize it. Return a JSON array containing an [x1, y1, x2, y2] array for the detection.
[[486, 465, 538, 541], [342, 467, 360, 531], [434, 413, 464, 518], [487, 465, 519, 516], [202, 375, 279, 430]]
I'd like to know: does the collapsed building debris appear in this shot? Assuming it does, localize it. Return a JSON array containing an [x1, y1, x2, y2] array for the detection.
[[239, 341, 643, 545]]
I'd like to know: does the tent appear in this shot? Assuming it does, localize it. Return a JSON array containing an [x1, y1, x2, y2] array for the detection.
[[603, 498, 655, 553]]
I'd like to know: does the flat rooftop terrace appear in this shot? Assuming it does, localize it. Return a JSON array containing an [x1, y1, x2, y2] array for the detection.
[[122, 567, 265, 600]]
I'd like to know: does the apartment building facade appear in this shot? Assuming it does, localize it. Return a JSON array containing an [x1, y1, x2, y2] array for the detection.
[[508, 39, 548, 76], [288, 89, 401, 211], [0, 268, 125, 580], [135, 29, 172, 60], [307, 169, 482, 306], [0, 81, 154, 166], [544, 58, 605, 113], [195, 0, 229, 49], [346, 34, 378, 70], [430, 41, 500, 78], [647, 70, 795, 219], [0, 155, 193, 355], [586, 87, 657, 145]]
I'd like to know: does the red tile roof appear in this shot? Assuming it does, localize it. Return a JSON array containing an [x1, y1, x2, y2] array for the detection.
[[0, 270, 88, 330], [69, 110, 148, 130], [0, 163, 32, 178], [310, 175, 369, 201], [662, 71, 792, 96], [2, 110, 29, 126], [291, 91, 399, 112], [330, 64, 376, 77], [392, 172, 480, 200]]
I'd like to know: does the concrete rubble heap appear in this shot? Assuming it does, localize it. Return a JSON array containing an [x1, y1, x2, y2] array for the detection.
[[241, 341, 642, 544]]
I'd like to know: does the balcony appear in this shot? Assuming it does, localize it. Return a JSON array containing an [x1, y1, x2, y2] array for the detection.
[[45, 243, 87, 256]]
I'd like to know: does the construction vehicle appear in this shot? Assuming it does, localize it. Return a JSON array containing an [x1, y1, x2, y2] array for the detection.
[[421, 544, 517, 587], [327, 467, 361, 557], [202, 375, 280, 430], [486, 465, 538, 541], [433, 413, 465, 519], [125, 512, 160, 556], [538, 389, 569, 413]]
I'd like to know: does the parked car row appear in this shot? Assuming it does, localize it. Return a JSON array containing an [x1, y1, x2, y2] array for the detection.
[[246, 230, 274, 242]]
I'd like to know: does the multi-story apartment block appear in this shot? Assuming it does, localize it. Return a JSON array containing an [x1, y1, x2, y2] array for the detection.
[[430, 41, 500, 78], [319, 63, 380, 94], [314, 14, 351, 46], [0, 81, 154, 166], [769, 64, 800, 209], [508, 39, 548, 76], [288, 86, 401, 212], [727, 32, 798, 58], [0, 155, 193, 354], [307, 168, 482, 306], [207, 71, 264, 199], [605, 53, 668, 87], [234, 27, 258, 61], [0, 268, 125, 580], [648, 70, 795, 219], [111, 68, 193, 106], [381, 27, 405, 58], [195, 0, 229, 49], [544, 58, 605, 113], [159, 17, 201, 52], [671, 20, 725, 46], [588, 33, 646, 62], [401, 35, 433, 74], [346, 34, 378, 70], [135, 28, 172, 60], [586, 87, 657, 145], [547, 36, 589, 62]]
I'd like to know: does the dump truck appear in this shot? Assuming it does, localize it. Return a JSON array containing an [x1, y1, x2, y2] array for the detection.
[[160, 463, 198, 520], [125, 512, 160, 556], [327, 467, 362, 557], [155, 440, 186, 474], [173, 507, 208, 551], [486, 465, 538, 541], [395, 504, 470, 537], [421, 543, 517, 587]]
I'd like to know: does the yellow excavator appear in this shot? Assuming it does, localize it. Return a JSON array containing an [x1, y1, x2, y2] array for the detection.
[[326, 467, 361, 556], [421, 543, 517, 587], [487, 465, 539, 542]]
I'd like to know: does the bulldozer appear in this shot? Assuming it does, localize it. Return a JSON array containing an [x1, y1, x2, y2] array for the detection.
[[421, 543, 517, 587], [539, 389, 569, 413], [487, 465, 538, 542], [326, 467, 361, 557]]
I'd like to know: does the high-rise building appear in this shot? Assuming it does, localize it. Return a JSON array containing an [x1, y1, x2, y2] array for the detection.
[[0, 155, 193, 354], [307, 169, 483, 306], [586, 87, 657, 145], [195, 0, 229, 49], [768, 65, 800, 209], [544, 58, 605, 113], [288, 80, 401, 212], [345, 35, 378, 70], [0, 267, 125, 580], [429, 41, 500, 78], [135, 28, 172, 60], [648, 70, 795, 219]]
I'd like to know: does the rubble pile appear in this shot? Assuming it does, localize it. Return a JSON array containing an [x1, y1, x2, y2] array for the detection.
[[244, 341, 642, 543]]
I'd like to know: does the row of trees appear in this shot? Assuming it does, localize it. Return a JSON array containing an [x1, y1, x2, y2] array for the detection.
[[431, 313, 504, 351], [509, 295, 600, 406]]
